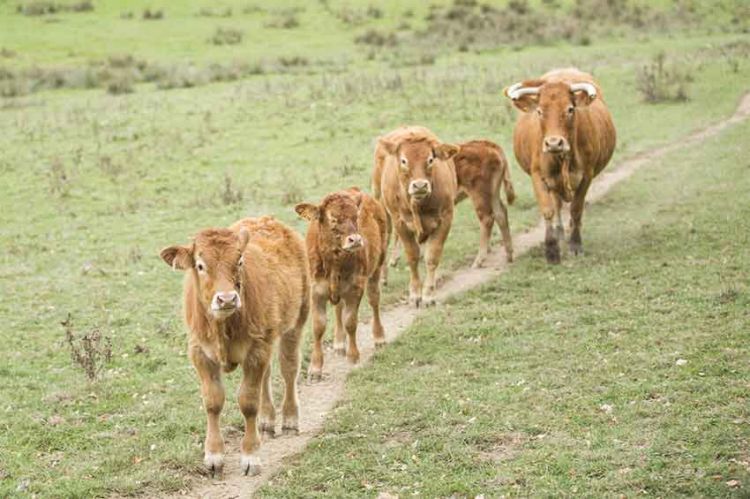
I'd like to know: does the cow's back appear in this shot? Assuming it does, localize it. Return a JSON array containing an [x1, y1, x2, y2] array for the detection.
[[455, 140, 506, 191], [230, 217, 308, 333]]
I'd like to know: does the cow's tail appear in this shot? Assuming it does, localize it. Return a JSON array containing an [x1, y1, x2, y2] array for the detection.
[[502, 161, 516, 205]]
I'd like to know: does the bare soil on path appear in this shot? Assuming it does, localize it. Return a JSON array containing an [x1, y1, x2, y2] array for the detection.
[[167, 93, 750, 498]]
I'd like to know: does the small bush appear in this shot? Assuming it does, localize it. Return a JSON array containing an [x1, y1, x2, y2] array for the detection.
[[47, 157, 71, 196], [636, 52, 692, 103], [355, 29, 398, 47], [16, 1, 93, 15], [366, 5, 382, 18], [265, 14, 299, 29], [221, 173, 244, 205], [278, 55, 308, 67], [142, 8, 164, 20], [62, 314, 112, 382], [106, 69, 135, 94], [210, 27, 243, 45]]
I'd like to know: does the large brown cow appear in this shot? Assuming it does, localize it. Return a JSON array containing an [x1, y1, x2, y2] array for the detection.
[[504, 68, 616, 263], [374, 130, 515, 270], [295, 187, 387, 379], [159, 217, 309, 477], [376, 127, 459, 307]]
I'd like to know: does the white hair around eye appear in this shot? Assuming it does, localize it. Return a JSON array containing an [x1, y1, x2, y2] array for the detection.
[[195, 257, 207, 273]]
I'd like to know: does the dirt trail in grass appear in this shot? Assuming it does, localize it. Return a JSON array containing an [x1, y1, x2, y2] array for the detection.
[[170, 93, 750, 499]]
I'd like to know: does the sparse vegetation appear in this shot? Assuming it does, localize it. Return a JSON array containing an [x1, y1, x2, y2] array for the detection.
[[62, 314, 113, 382], [142, 8, 164, 20], [355, 29, 398, 47], [16, 1, 93, 16], [209, 27, 244, 46], [220, 172, 244, 205], [636, 52, 692, 103]]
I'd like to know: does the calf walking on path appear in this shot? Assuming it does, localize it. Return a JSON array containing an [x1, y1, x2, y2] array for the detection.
[[295, 188, 388, 380], [159, 217, 309, 477]]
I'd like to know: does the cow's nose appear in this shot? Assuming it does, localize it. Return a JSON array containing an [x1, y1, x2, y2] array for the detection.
[[409, 179, 431, 193], [214, 291, 239, 309], [544, 136, 567, 152], [344, 234, 363, 250]]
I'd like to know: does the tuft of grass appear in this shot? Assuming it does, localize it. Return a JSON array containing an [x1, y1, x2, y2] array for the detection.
[[636, 52, 692, 103], [62, 314, 113, 382], [209, 27, 243, 46], [142, 8, 164, 20], [355, 29, 398, 47]]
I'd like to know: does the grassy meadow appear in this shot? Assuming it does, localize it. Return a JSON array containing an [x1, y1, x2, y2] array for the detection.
[[0, 0, 749, 496]]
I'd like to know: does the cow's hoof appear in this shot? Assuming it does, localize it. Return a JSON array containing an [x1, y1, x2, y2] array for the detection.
[[422, 295, 436, 307], [374, 338, 387, 349], [204, 453, 224, 478], [241, 454, 262, 476], [569, 241, 584, 256], [409, 292, 421, 308], [506, 251, 514, 263], [347, 350, 360, 364], [471, 257, 485, 269], [388, 255, 400, 267], [259, 421, 275, 440], [307, 368, 322, 383], [333, 343, 346, 356], [545, 242, 561, 264], [282, 425, 299, 436]]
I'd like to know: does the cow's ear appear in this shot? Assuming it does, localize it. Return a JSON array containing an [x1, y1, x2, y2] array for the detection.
[[572, 89, 596, 107], [160, 245, 194, 271], [435, 143, 460, 160], [378, 137, 399, 156], [295, 203, 319, 222], [509, 92, 539, 113], [238, 228, 250, 252]]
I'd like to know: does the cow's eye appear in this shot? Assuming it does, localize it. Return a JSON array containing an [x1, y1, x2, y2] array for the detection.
[[567, 105, 575, 115], [536, 108, 543, 117], [196, 262, 205, 272], [427, 157, 434, 166], [400, 157, 407, 166], [238, 257, 243, 267]]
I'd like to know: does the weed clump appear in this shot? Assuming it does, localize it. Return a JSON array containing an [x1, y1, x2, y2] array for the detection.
[[355, 29, 398, 47], [142, 8, 164, 20], [221, 173, 244, 205], [62, 314, 113, 382], [210, 27, 243, 45], [636, 52, 692, 103], [16, 1, 93, 16]]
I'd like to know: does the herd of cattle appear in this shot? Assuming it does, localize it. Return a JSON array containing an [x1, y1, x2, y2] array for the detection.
[[158, 68, 617, 476]]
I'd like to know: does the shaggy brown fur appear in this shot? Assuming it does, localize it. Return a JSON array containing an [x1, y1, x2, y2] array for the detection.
[[295, 188, 387, 379], [375, 126, 459, 307], [505, 68, 616, 263], [159, 217, 309, 477]]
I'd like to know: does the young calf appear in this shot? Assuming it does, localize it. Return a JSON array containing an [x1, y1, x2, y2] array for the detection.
[[454, 140, 515, 267], [376, 127, 459, 307], [159, 217, 309, 477], [295, 188, 387, 379]]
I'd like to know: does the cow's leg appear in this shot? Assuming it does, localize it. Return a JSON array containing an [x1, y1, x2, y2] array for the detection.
[[279, 327, 301, 435], [343, 290, 364, 364], [554, 193, 564, 243], [238, 347, 271, 476], [258, 364, 275, 439], [367, 269, 386, 348], [333, 301, 346, 356], [308, 284, 327, 382], [569, 177, 592, 256], [423, 212, 452, 306], [468, 189, 494, 268], [190, 345, 225, 476], [532, 172, 561, 264], [491, 189, 513, 263], [397, 223, 422, 307]]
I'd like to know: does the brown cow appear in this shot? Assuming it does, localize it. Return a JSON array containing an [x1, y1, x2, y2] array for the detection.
[[295, 188, 387, 379], [374, 131, 515, 269], [453, 139, 515, 267], [376, 127, 459, 307], [504, 68, 616, 263], [159, 217, 309, 477]]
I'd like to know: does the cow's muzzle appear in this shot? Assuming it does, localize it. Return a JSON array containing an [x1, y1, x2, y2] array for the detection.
[[543, 136, 570, 154], [211, 291, 241, 318], [408, 179, 432, 199], [342, 233, 364, 251]]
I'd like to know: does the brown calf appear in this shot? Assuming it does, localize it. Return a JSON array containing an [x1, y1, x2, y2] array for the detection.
[[159, 217, 309, 477], [374, 131, 515, 270], [376, 127, 459, 307], [453, 139, 515, 267], [504, 68, 616, 263], [295, 188, 387, 379]]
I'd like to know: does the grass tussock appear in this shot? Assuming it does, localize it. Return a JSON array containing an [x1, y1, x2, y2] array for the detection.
[[636, 52, 692, 103], [355, 29, 398, 47], [209, 27, 243, 46], [16, 0, 93, 16], [142, 8, 164, 20], [62, 314, 113, 381]]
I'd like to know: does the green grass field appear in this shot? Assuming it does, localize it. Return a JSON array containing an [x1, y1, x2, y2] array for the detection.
[[0, 0, 749, 496]]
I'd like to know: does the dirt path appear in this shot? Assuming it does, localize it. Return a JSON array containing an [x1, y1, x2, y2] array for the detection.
[[170, 93, 750, 498]]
